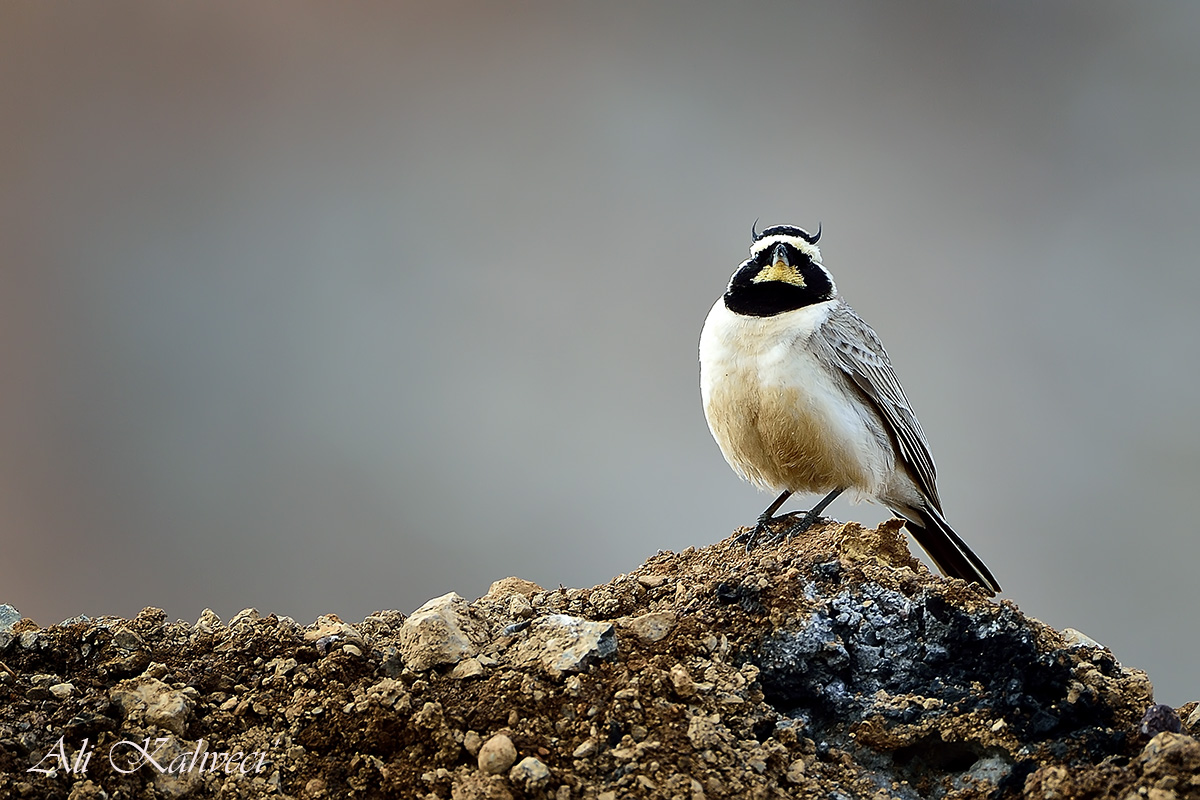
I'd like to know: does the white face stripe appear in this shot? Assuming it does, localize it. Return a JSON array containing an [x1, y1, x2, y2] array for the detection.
[[749, 234, 822, 263]]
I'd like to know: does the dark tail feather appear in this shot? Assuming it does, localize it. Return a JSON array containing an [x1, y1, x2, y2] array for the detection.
[[901, 506, 1001, 595]]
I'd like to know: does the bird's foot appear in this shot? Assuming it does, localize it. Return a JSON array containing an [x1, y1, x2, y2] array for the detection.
[[760, 508, 829, 546], [732, 512, 776, 552]]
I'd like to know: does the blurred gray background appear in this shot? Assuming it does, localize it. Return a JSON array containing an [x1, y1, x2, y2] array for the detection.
[[1, 3, 1197, 705]]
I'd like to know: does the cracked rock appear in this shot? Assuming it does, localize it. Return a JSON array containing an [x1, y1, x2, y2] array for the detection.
[[0, 604, 21, 633], [509, 755, 551, 787], [510, 614, 617, 678], [110, 676, 194, 736], [398, 592, 490, 671]]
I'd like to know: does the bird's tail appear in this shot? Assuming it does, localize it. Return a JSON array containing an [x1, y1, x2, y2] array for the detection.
[[900, 505, 1001, 595]]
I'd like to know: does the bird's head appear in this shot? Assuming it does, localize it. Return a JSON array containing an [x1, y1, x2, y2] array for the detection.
[[724, 223, 836, 316]]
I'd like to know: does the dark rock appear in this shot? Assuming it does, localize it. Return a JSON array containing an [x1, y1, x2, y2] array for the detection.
[[1140, 703, 1182, 736]]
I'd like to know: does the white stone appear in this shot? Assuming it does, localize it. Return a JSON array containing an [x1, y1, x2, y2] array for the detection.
[[398, 592, 490, 672], [477, 733, 517, 775], [110, 677, 194, 735], [623, 612, 677, 642], [510, 756, 551, 785], [1061, 627, 1104, 650], [0, 604, 21, 632], [50, 682, 75, 699], [511, 614, 617, 679]]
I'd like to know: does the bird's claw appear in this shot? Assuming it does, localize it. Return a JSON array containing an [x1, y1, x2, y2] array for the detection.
[[770, 509, 827, 543], [733, 510, 831, 551], [731, 514, 774, 552]]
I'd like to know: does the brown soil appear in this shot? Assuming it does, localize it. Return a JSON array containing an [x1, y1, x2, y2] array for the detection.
[[1, 519, 1196, 799]]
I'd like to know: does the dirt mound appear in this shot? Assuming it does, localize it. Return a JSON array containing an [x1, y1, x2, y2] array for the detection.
[[1, 520, 1196, 799]]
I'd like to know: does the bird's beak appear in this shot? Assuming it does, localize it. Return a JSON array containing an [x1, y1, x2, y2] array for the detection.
[[752, 243, 805, 286], [773, 243, 790, 269]]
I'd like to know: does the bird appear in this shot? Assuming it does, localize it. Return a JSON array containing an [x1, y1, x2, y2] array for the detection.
[[698, 222, 1000, 594]]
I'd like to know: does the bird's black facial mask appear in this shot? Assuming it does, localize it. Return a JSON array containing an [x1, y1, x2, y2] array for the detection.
[[724, 237, 834, 317]]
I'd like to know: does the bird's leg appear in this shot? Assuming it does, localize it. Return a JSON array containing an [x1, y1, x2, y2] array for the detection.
[[767, 487, 844, 544], [733, 490, 792, 552]]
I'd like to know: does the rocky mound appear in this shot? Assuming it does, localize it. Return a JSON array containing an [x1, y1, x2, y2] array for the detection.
[[1, 519, 1197, 799]]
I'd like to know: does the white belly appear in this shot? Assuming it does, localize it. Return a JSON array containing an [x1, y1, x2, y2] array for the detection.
[[699, 298, 892, 496]]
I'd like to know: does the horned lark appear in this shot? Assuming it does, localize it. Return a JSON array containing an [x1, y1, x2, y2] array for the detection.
[[699, 223, 1000, 594]]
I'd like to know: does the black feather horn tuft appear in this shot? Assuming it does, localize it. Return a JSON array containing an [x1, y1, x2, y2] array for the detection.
[[754, 223, 822, 245]]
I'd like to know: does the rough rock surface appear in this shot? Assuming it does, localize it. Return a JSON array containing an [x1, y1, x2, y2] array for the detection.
[[398, 592, 490, 672], [1, 519, 1196, 799]]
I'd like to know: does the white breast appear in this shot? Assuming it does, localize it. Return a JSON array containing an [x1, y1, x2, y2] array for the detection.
[[698, 298, 892, 496]]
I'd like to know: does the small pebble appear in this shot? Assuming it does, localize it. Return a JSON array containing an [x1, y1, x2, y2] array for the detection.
[[478, 733, 517, 775], [1061, 628, 1104, 650], [450, 657, 485, 680], [49, 682, 75, 699], [510, 756, 550, 785]]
